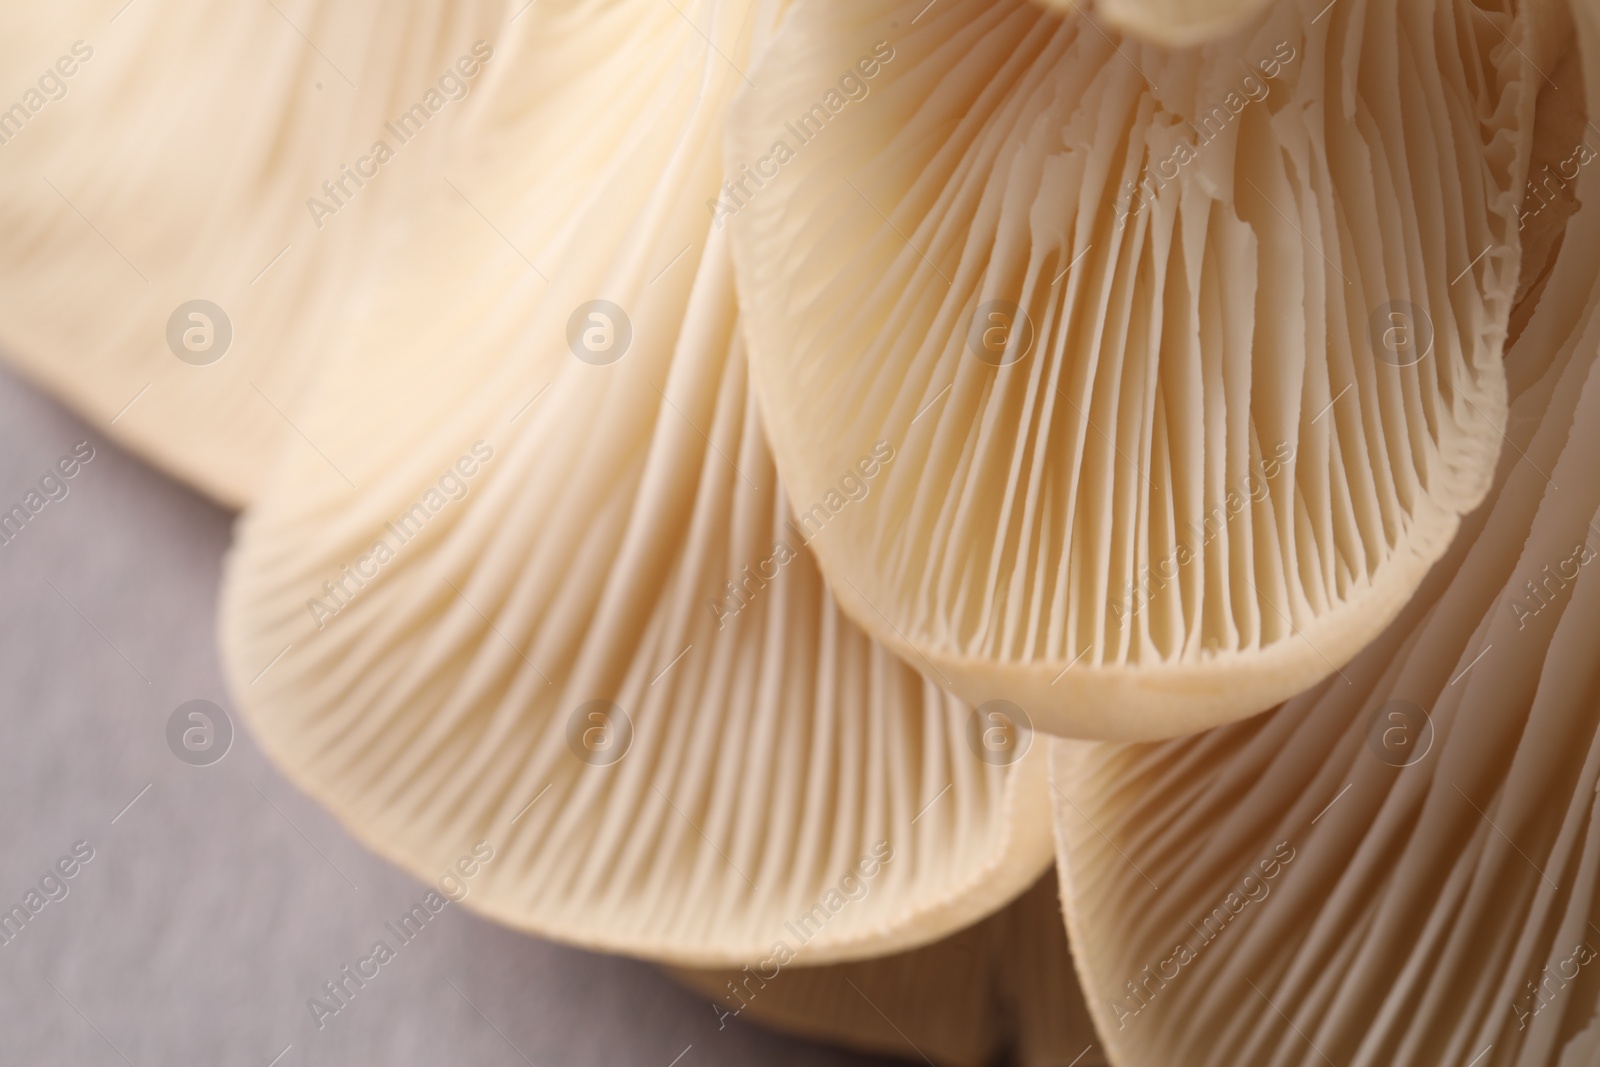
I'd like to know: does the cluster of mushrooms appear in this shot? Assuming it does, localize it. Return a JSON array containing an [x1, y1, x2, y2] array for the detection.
[[4, 0, 1599, 1062]]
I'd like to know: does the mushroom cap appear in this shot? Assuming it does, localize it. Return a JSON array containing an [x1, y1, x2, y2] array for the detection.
[[670, 871, 1103, 1067], [727, 0, 1523, 741], [220, 0, 1052, 968], [0, 0, 504, 506], [1029, 0, 1277, 48], [1052, 11, 1600, 1059]]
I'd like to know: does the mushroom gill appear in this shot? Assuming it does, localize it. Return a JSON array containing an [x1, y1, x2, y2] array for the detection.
[[1051, 9, 1600, 1062], [0, 0, 505, 505], [727, 0, 1532, 741], [219, 0, 1052, 968], [671, 871, 1103, 1067]]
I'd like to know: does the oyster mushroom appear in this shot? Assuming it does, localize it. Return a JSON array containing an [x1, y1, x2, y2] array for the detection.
[[726, 0, 1528, 740], [1030, 0, 1279, 48], [220, 0, 1051, 967], [1051, 8, 1600, 1062], [672, 871, 1104, 1067], [0, 0, 505, 505]]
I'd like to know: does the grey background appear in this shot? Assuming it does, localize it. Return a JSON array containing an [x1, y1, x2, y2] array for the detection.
[[0, 361, 907, 1067]]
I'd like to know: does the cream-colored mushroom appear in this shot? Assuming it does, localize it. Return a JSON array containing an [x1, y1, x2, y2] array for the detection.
[[1029, 0, 1278, 48], [220, 0, 1051, 967], [727, 0, 1530, 741], [672, 871, 1104, 1067], [1052, 11, 1600, 1061], [0, 0, 505, 505]]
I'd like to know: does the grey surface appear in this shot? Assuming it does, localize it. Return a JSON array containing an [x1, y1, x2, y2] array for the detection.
[[0, 362, 908, 1067]]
